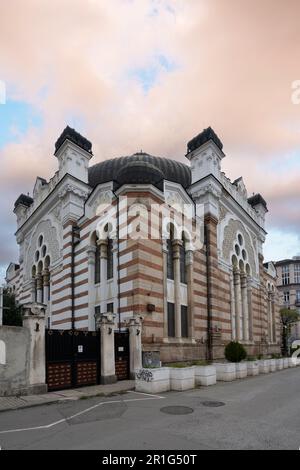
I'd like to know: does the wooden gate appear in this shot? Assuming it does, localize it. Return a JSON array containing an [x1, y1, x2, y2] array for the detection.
[[45, 329, 100, 391], [114, 331, 130, 380]]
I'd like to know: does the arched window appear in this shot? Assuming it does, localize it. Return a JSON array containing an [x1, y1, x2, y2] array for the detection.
[[95, 238, 100, 284], [32, 265, 37, 302], [45, 256, 51, 302], [180, 235, 187, 284], [37, 260, 44, 304], [230, 235, 252, 342], [107, 238, 114, 280], [167, 224, 174, 280]]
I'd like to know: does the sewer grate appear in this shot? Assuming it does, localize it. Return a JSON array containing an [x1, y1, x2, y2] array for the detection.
[[201, 401, 225, 407], [160, 406, 194, 415]]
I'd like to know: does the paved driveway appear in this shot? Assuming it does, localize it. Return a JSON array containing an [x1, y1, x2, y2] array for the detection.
[[0, 367, 299, 450]]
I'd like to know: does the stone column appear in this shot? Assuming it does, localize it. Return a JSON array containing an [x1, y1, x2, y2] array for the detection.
[[87, 246, 96, 330], [247, 278, 253, 341], [172, 239, 182, 339], [186, 249, 195, 339], [36, 273, 43, 304], [241, 272, 249, 341], [99, 313, 117, 384], [42, 269, 50, 305], [233, 269, 242, 341], [128, 316, 143, 379], [230, 272, 236, 340], [162, 239, 169, 340], [22, 303, 47, 394], [98, 239, 108, 283], [30, 278, 36, 303]]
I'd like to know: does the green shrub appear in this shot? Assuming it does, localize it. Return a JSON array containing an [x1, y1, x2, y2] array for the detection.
[[165, 362, 190, 368], [224, 341, 247, 363], [164, 360, 209, 368], [246, 356, 257, 361], [191, 360, 210, 366]]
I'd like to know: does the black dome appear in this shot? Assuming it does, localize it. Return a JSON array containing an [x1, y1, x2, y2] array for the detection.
[[88, 153, 191, 190]]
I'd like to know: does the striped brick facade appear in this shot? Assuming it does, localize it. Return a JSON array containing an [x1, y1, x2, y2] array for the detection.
[[6, 126, 281, 363]]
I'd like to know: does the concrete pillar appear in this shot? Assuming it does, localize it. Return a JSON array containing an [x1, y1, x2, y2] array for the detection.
[[233, 269, 242, 341], [162, 240, 168, 340], [99, 313, 117, 384], [230, 272, 236, 340], [128, 316, 143, 379], [36, 273, 43, 304], [247, 278, 253, 341], [172, 239, 182, 339], [87, 246, 96, 330], [186, 249, 195, 339], [241, 272, 249, 341], [22, 302, 47, 394]]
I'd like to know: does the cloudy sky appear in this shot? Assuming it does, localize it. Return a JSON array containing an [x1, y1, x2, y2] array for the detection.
[[0, 0, 299, 283]]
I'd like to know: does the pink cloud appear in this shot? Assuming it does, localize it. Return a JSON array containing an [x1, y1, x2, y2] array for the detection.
[[0, 0, 299, 253]]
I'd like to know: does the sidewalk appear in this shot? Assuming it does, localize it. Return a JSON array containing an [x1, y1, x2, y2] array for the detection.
[[0, 380, 135, 412]]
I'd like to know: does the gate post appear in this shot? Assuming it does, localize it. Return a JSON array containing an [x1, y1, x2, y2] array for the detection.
[[128, 316, 143, 379], [99, 313, 117, 384], [22, 302, 47, 394]]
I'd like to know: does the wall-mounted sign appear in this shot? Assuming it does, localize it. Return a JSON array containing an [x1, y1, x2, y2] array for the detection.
[[118, 346, 124, 352], [78, 345, 83, 353]]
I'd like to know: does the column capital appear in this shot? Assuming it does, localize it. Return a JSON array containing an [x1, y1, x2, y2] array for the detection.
[[99, 313, 116, 327], [172, 239, 182, 259], [240, 273, 248, 287], [172, 238, 183, 247], [96, 238, 108, 247], [97, 239, 108, 258], [86, 245, 96, 264], [126, 316, 143, 330], [36, 273, 43, 289], [185, 250, 194, 266], [42, 269, 50, 286]]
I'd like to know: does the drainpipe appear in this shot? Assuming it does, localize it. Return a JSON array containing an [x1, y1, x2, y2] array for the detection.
[[71, 224, 80, 330], [112, 190, 121, 332], [205, 223, 213, 361]]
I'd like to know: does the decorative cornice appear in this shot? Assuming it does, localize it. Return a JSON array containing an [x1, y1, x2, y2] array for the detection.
[[58, 184, 90, 200]]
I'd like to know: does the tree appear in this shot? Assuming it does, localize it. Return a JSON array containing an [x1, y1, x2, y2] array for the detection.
[[2, 288, 23, 326], [280, 308, 300, 356]]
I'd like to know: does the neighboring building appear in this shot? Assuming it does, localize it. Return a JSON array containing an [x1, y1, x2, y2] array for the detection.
[[274, 257, 300, 340], [5, 262, 20, 294], [6, 125, 281, 361]]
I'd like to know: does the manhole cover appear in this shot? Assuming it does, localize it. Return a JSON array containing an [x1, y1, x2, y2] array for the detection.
[[201, 401, 225, 407], [160, 406, 194, 415]]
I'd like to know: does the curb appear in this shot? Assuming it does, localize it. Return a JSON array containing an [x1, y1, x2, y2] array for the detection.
[[0, 385, 135, 413]]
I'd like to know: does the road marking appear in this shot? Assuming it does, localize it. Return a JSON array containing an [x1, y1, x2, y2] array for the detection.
[[0, 392, 165, 435], [128, 390, 166, 399]]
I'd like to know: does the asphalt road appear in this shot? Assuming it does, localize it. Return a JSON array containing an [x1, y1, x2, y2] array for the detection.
[[0, 367, 299, 450]]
